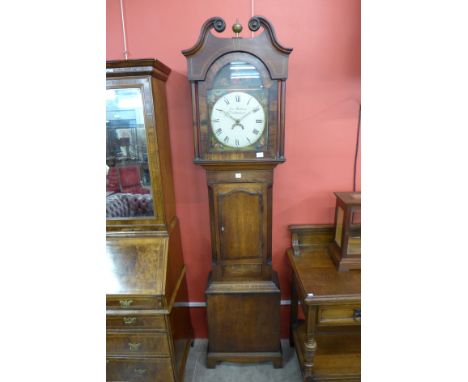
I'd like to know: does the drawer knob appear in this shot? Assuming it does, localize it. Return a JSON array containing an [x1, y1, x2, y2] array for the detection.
[[123, 317, 137, 325], [129, 342, 141, 351], [134, 368, 147, 376], [119, 299, 133, 308], [353, 308, 361, 320]]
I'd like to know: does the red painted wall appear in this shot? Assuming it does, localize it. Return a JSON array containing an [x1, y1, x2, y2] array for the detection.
[[107, 0, 361, 338]]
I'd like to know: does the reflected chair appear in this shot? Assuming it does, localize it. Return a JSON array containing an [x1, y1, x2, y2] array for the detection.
[[106, 167, 120, 193], [118, 165, 150, 194]]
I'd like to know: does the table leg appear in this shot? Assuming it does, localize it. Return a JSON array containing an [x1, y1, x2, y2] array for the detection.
[[303, 305, 318, 380], [290, 274, 299, 347]]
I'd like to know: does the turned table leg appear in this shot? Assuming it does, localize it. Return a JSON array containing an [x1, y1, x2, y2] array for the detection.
[[303, 305, 318, 380]]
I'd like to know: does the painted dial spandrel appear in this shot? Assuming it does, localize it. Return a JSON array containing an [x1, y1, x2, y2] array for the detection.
[[210, 91, 266, 148]]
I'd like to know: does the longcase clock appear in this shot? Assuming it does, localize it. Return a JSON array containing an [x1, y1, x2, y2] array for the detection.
[[182, 16, 292, 368]]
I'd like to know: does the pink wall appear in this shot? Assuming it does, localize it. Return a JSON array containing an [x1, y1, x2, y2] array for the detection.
[[107, 0, 361, 338]]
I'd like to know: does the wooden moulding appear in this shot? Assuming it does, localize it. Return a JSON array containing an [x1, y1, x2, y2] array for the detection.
[[106, 59, 171, 82], [194, 160, 284, 171], [182, 16, 292, 81], [205, 278, 279, 295], [206, 352, 283, 369]]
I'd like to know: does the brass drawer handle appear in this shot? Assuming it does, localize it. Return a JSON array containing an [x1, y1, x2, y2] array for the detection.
[[119, 299, 133, 308], [353, 308, 361, 320], [123, 317, 137, 325], [134, 368, 147, 376], [129, 342, 141, 351]]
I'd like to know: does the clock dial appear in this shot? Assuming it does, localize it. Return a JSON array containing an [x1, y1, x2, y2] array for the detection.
[[210, 91, 266, 148]]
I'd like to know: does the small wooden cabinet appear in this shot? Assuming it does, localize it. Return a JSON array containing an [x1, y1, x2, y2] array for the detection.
[[105, 59, 193, 381], [288, 225, 361, 381]]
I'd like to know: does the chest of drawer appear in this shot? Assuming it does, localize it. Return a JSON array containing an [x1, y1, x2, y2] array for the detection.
[[106, 357, 174, 382], [318, 305, 361, 326], [106, 332, 170, 356], [106, 295, 164, 310], [106, 314, 166, 330]]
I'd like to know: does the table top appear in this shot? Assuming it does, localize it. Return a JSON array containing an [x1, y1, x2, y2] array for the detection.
[[287, 247, 360, 304]]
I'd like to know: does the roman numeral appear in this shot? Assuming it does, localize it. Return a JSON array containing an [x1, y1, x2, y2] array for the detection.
[[253, 107, 260, 113], [256, 119, 263, 123], [246, 137, 251, 144], [223, 136, 229, 143], [212, 119, 220, 123], [235, 95, 240, 102], [247, 98, 252, 105], [215, 128, 223, 135], [235, 139, 240, 146], [224, 98, 230, 105], [252, 129, 259, 135]]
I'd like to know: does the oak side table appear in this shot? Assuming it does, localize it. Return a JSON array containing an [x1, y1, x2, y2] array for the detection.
[[287, 225, 361, 381]]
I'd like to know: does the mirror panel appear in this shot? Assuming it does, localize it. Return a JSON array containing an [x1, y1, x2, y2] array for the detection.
[[106, 87, 155, 219]]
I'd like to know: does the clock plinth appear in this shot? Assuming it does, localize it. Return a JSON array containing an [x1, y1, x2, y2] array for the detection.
[[205, 272, 283, 369], [183, 16, 292, 368]]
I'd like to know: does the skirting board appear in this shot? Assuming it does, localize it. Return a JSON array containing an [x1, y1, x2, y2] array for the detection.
[[174, 300, 292, 308]]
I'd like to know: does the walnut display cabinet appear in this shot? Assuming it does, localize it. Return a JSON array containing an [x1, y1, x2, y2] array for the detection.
[[105, 59, 193, 382], [182, 16, 292, 368]]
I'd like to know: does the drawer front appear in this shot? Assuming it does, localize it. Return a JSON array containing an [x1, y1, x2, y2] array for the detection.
[[106, 314, 166, 330], [106, 358, 174, 382], [106, 332, 170, 356], [106, 295, 163, 310], [318, 305, 361, 326]]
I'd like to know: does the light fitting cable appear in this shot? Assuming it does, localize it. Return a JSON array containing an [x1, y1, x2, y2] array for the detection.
[[251, 0, 255, 38], [353, 104, 361, 192], [119, 0, 129, 59]]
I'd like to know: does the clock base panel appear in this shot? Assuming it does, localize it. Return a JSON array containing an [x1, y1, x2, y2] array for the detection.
[[205, 271, 282, 368]]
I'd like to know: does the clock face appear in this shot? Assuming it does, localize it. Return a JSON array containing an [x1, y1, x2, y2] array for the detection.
[[210, 91, 266, 148]]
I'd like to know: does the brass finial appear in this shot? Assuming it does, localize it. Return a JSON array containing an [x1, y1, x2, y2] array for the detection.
[[232, 19, 243, 37]]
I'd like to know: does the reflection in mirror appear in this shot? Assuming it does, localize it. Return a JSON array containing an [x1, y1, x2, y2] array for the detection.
[[106, 88, 155, 219]]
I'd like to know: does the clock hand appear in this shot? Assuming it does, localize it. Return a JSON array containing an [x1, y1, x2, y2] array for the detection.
[[238, 107, 257, 122], [219, 109, 238, 123]]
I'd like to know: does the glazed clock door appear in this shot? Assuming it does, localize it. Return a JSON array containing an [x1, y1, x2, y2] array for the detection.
[[214, 183, 267, 273], [197, 52, 280, 161]]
